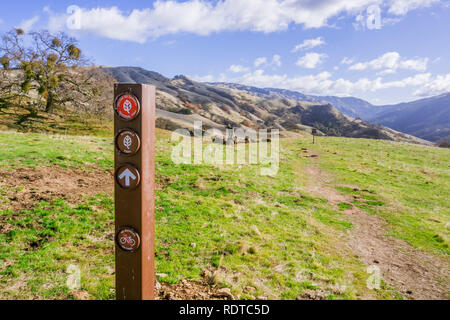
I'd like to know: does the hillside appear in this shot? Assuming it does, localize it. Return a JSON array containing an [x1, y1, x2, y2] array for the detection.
[[212, 82, 450, 143], [368, 93, 450, 142], [1, 66, 433, 145], [104, 67, 428, 145], [0, 130, 448, 299], [218, 83, 378, 119]]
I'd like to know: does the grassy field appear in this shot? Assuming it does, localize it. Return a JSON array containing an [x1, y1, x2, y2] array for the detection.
[[304, 137, 450, 255], [0, 106, 112, 137], [0, 130, 448, 300]]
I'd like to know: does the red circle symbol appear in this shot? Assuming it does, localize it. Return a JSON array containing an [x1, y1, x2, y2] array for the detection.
[[115, 94, 140, 120]]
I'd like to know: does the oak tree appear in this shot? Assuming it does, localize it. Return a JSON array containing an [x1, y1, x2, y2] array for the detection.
[[0, 28, 111, 115]]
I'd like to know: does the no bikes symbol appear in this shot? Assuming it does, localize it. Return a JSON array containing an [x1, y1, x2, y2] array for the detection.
[[117, 228, 140, 251], [120, 234, 136, 246]]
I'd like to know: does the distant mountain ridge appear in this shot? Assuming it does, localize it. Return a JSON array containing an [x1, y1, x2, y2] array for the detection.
[[103, 66, 430, 145], [213, 83, 450, 142], [213, 83, 379, 119], [367, 93, 450, 142]]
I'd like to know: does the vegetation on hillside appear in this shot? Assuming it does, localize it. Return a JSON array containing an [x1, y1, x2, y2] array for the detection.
[[0, 130, 448, 299], [0, 28, 113, 131], [0, 28, 448, 300]]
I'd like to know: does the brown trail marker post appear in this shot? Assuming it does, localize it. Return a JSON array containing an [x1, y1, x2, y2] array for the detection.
[[312, 128, 317, 144], [114, 84, 156, 300]]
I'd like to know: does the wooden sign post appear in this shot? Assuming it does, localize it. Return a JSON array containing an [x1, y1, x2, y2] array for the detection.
[[114, 84, 156, 300]]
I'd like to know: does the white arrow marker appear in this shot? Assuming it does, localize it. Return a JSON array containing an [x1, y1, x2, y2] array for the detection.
[[118, 168, 137, 187]]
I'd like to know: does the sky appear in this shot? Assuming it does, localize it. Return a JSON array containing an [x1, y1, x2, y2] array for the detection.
[[0, 0, 449, 105]]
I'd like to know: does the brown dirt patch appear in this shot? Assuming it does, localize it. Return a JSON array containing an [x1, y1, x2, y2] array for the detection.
[[0, 166, 113, 214], [156, 279, 234, 300], [303, 149, 450, 300]]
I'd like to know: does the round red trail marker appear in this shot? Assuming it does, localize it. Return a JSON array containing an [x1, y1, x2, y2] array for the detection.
[[115, 94, 140, 120]]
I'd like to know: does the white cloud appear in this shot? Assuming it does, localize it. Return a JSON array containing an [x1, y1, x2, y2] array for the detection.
[[228, 64, 250, 73], [253, 55, 281, 68], [291, 37, 325, 52], [0, 19, 3, 24], [18, 16, 40, 32], [192, 69, 450, 99], [272, 54, 282, 68], [341, 57, 354, 65], [296, 53, 328, 69], [46, 0, 397, 42], [413, 74, 450, 97], [254, 57, 268, 68], [43, 1, 444, 42], [349, 52, 428, 73], [42, 1, 445, 42], [432, 57, 441, 64], [388, 0, 440, 15]]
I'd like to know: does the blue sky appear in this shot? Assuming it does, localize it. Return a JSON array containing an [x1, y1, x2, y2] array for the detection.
[[1, 0, 449, 105]]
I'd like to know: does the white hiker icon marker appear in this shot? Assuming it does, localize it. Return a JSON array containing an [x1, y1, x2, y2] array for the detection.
[[118, 168, 137, 187]]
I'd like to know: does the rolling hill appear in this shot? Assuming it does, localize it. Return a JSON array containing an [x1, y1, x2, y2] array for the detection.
[[367, 93, 450, 142], [218, 83, 378, 119], [213, 83, 450, 143], [103, 67, 428, 145]]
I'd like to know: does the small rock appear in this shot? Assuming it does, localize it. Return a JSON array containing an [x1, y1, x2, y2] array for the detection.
[[156, 273, 168, 279], [165, 292, 177, 300], [298, 289, 327, 300], [155, 280, 162, 291], [256, 296, 267, 300], [190, 243, 197, 248], [70, 290, 90, 300], [216, 288, 234, 300]]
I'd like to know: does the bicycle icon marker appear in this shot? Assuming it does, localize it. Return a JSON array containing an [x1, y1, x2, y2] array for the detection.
[[117, 228, 141, 251]]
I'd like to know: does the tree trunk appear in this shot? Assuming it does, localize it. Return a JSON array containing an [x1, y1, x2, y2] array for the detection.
[[45, 91, 54, 113]]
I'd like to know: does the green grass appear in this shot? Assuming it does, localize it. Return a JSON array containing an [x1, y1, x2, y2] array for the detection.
[[0, 131, 113, 170], [2, 130, 447, 300], [0, 195, 114, 299], [0, 106, 112, 137], [304, 137, 450, 255]]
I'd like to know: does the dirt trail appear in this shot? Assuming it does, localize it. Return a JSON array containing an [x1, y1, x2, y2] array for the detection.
[[303, 148, 449, 300]]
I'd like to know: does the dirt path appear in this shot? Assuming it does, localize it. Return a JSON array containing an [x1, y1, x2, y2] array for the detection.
[[303, 148, 449, 300], [0, 166, 114, 213]]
